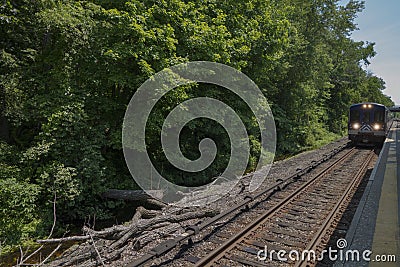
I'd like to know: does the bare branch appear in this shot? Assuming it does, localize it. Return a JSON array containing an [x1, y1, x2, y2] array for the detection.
[[88, 233, 105, 267], [18, 192, 60, 266], [40, 243, 62, 265], [36, 235, 91, 244], [47, 192, 57, 239]]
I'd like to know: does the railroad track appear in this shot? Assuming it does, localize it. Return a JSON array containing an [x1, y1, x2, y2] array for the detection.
[[128, 145, 376, 267], [190, 148, 375, 267]]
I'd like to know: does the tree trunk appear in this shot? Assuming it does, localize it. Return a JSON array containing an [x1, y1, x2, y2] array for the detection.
[[102, 189, 163, 201], [0, 84, 9, 142]]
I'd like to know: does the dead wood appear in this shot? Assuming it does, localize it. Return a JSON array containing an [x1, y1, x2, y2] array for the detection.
[[41, 206, 219, 266], [37, 206, 162, 244], [132, 223, 182, 250], [102, 189, 163, 201], [36, 234, 92, 244], [108, 208, 218, 250]]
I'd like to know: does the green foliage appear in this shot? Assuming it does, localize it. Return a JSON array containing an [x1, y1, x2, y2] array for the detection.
[[0, 142, 41, 248], [0, 178, 40, 245]]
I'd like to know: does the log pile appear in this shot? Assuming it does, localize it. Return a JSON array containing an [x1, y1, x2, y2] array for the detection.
[[36, 192, 220, 267]]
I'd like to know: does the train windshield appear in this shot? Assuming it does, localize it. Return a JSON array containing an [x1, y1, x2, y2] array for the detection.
[[374, 109, 385, 123], [361, 110, 370, 123], [350, 109, 360, 122]]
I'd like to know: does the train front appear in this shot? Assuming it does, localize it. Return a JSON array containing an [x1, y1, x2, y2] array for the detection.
[[348, 103, 388, 144]]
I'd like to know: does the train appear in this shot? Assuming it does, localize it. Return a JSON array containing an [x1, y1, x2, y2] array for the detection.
[[348, 102, 393, 145]]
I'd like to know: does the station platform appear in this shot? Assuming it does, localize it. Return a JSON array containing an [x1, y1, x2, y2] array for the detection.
[[334, 122, 400, 266]]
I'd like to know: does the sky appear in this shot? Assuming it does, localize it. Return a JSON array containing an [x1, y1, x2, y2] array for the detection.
[[341, 0, 400, 105]]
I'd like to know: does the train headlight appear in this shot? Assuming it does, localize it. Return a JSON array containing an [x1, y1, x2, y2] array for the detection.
[[363, 104, 367, 108], [352, 123, 360, 130], [373, 124, 382, 130]]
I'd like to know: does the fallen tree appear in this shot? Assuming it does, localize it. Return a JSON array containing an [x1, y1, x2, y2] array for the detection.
[[101, 189, 164, 201], [39, 205, 219, 266]]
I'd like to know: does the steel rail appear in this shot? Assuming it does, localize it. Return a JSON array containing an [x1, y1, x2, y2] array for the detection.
[[294, 149, 375, 267], [126, 143, 350, 267], [193, 147, 357, 267]]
